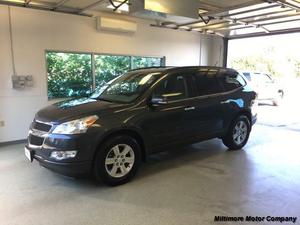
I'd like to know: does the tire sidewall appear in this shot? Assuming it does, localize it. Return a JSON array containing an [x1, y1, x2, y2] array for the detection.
[[93, 135, 141, 186]]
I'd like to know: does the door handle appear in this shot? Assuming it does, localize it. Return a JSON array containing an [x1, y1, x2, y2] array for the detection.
[[220, 100, 229, 104], [184, 106, 195, 111]]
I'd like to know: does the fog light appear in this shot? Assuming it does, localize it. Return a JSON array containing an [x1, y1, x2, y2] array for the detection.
[[50, 151, 77, 160]]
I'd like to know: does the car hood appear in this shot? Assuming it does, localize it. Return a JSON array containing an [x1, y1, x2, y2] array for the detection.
[[35, 98, 125, 123]]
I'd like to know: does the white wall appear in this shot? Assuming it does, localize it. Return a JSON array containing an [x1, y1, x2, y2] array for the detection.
[[200, 34, 224, 67], [0, 5, 223, 142]]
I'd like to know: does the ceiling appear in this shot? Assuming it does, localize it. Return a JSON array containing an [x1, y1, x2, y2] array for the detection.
[[1, 0, 300, 39]]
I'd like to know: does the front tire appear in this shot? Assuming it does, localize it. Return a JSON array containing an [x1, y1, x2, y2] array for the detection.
[[93, 135, 141, 186], [222, 115, 251, 150]]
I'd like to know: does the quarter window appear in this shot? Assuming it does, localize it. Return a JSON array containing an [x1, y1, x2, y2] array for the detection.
[[219, 74, 245, 91]]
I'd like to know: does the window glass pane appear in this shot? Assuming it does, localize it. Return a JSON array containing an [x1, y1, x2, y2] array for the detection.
[[252, 73, 273, 83], [219, 74, 243, 91], [242, 72, 251, 81], [94, 55, 130, 87], [153, 75, 189, 101], [237, 74, 247, 86], [196, 71, 224, 96], [96, 71, 162, 103], [132, 56, 162, 69], [46, 52, 92, 99]]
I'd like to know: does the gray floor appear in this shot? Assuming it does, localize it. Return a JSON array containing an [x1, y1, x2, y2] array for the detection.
[[1, 123, 300, 225]]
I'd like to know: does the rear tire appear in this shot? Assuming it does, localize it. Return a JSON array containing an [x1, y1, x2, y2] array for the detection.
[[222, 115, 251, 150], [93, 135, 141, 186]]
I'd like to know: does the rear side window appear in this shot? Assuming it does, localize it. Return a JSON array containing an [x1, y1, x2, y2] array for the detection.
[[195, 70, 224, 96], [219, 74, 246, 91]]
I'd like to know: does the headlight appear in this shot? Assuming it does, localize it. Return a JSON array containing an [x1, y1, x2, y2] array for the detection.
[[52, 115, 99, 134]]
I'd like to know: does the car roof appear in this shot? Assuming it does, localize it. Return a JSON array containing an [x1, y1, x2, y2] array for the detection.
[[130, 66, 238, 75]]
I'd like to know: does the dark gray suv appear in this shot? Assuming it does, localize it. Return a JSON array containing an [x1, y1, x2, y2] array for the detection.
[[25, 66, 257, 185]]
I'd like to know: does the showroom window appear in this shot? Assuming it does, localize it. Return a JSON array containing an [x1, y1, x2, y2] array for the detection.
[[46, 52, 93, 99], [94, 55, 131, 87], [46, 51, 165, 99], [132, 56, 162, 69]]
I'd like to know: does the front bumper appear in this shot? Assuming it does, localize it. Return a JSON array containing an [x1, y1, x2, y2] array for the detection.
[[25, 130, 102, 177], [34, 153, 91, 177]]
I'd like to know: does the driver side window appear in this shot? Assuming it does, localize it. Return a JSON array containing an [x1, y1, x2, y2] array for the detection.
[[152, 75, 189, 102]]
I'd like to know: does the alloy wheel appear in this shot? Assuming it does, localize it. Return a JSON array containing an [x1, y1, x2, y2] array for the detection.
[[105, 144, 135, 178], [233, 120, 248, 145]]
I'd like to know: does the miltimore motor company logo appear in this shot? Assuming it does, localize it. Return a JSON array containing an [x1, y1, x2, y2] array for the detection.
[[214, 216, 297, 223]]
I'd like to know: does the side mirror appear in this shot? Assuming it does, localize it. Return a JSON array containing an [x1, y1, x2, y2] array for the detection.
[[150, 97, 168, 106]]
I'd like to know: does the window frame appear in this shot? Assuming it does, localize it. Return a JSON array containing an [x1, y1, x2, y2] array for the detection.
[[45, 50, 166, 100]]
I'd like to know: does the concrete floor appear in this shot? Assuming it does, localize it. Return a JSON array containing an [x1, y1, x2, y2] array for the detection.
[[1, 123, 300, 225]]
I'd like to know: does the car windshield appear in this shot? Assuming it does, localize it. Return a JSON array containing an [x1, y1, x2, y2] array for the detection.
[[90, 71, 162, 103]]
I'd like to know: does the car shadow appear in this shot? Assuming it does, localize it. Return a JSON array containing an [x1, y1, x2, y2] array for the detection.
[[47, 138, 229, 189], [136, 139, 228, 180]]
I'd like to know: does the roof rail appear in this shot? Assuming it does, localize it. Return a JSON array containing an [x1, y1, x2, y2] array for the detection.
[[129, 66, 174, 72]]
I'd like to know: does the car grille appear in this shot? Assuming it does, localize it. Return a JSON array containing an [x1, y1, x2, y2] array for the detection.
[[32, 120, 52, 132], [29, 134, 44, 146], [29, 120, 52, 147]]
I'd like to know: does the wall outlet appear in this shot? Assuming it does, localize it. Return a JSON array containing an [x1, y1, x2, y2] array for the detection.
[[0, 121, 5, 127], [12, 75, 34, 89]]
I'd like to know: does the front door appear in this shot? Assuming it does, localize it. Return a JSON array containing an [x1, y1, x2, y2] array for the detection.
[[141, 73, 195, 149]]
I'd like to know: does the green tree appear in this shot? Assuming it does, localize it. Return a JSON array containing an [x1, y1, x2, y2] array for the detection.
[[132, 57, 162, 69], [47, 52, 92, 99], [230, 56, 278, 77], [292, 60, 300, 77], [94, 55, 130, 86], [46, 52, 163, 99]]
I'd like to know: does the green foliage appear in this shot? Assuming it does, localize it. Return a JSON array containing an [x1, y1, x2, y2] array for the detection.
[[95, 55, 131, 86], [229, 45, 300, 78], [47, 52, 92, 99], [231, 56, 277, 77], [293, 60, 300, 77], [132, 57, 161, 69], [47, 52, 163, 99], [230, 47, 278, 77]]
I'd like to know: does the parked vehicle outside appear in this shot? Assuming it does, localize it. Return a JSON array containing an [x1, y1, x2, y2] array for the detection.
[[25, 66, 257, 185], [242, 72, 284, 106]]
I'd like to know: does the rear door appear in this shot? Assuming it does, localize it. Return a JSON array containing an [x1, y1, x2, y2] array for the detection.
[[188, 68, 226, 138]]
